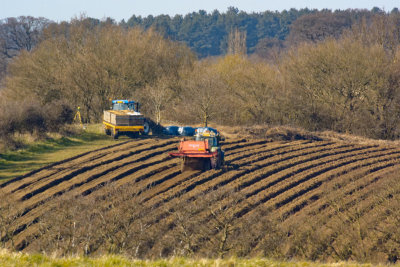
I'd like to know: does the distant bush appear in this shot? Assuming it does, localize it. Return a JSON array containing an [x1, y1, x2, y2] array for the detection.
[[0, 99, 73, 149], [42, 101, 74, 131], [20, 103, 46, 134]]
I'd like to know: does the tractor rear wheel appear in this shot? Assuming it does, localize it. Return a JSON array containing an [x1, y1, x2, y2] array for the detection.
[[203, 159, 211, 171], [142, 121, 150, 135], [181, 159, 187, 173], [215, 158, 221, 169]]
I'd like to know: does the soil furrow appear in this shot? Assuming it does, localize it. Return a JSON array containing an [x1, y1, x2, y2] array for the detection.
[[278, 161, 400, 221], [144, 141, 334, 211], [14, 140, 176, 201], [236, 149, 400, 220], [0, 139, 134, 189], [2, 139, 158, 194]]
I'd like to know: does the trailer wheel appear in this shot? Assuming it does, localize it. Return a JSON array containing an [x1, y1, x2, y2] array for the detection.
[[128, 132, 139, 138], [104, 128, 111, 136], [111, 130, 119, 140]]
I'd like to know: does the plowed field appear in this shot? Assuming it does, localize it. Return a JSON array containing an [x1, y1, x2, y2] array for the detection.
[[1, 137, 400, 255]]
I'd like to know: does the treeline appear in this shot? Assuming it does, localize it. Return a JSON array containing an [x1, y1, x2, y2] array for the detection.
[[1, 7, 397, 79], [123, 7, 400, 58], [123, 7, 312, 57]]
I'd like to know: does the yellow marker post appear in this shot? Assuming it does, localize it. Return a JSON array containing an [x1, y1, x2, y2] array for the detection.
[[73, 107, 84, 128]]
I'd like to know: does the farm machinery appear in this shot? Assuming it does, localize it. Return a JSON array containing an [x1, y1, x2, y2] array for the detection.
[[169, 129, 225, 172], [103, 100, 150, 139]]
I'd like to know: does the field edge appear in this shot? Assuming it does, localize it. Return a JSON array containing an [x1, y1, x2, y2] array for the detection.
[[0, 249, 384, 267]]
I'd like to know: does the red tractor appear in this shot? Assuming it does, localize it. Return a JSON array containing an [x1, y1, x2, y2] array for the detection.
[[169, 130, 225, 172]]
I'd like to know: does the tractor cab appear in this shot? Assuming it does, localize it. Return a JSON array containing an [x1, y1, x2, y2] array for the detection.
[[195, 134, 218, 147], [111, 100, 139, 112], [194, 130, 221, 152], [195, 127, 225, 142]]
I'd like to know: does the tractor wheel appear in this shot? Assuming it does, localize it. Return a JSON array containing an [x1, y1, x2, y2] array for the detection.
[[142, 121, 150, 135], [181, 159, 187, 173], [211, 157, 217, 169], [219, 151, 225, 168], [215, 157, 221, 169], [216, 151, 224, 169], [203, 159, 211, 171]]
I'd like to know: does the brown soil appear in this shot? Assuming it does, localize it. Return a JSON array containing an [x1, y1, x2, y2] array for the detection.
[[1, 136, 400, 253]]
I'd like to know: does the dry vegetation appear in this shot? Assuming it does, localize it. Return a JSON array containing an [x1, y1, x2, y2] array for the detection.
[[1, 13, 400, 149], [0, 99, 74, 150], [0, 250, 382, 267], [0, 137, 400, 263]]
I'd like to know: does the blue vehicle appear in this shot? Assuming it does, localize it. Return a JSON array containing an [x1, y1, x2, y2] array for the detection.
[[163, 126, 180, 136], [178, 126, 196, 136]]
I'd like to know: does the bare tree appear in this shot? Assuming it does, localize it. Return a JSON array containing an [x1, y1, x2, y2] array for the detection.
[[0, 16, 50, 56], [227, 28, 247, 55], [182, 61, 226, 127], [144, 76, 175, 124], [0, 16, 50, 81], [89, 183, 154, 257]]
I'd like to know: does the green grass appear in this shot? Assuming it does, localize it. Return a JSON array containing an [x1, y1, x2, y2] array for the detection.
[[0, 124, 125, 183], [0, 250, 390, 267]]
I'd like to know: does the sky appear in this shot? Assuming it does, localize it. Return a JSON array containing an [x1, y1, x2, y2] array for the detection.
[[1, 0, 399, 22]]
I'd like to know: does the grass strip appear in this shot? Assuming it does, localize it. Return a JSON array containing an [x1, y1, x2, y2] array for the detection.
[[0, 124, 123, 182], [0, 249, 384, 267]]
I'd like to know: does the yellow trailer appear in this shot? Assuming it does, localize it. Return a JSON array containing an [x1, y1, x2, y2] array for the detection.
[[103, 100, 150, 139]]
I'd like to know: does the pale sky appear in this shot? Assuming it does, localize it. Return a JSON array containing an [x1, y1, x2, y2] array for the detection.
[[1, 0, 399, 22]]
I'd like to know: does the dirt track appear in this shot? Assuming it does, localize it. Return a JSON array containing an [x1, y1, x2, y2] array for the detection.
[[1, 136, 400, 251]]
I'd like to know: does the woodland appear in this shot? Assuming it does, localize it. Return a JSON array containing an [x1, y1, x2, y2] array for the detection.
[[1, 8, 400, 145]]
